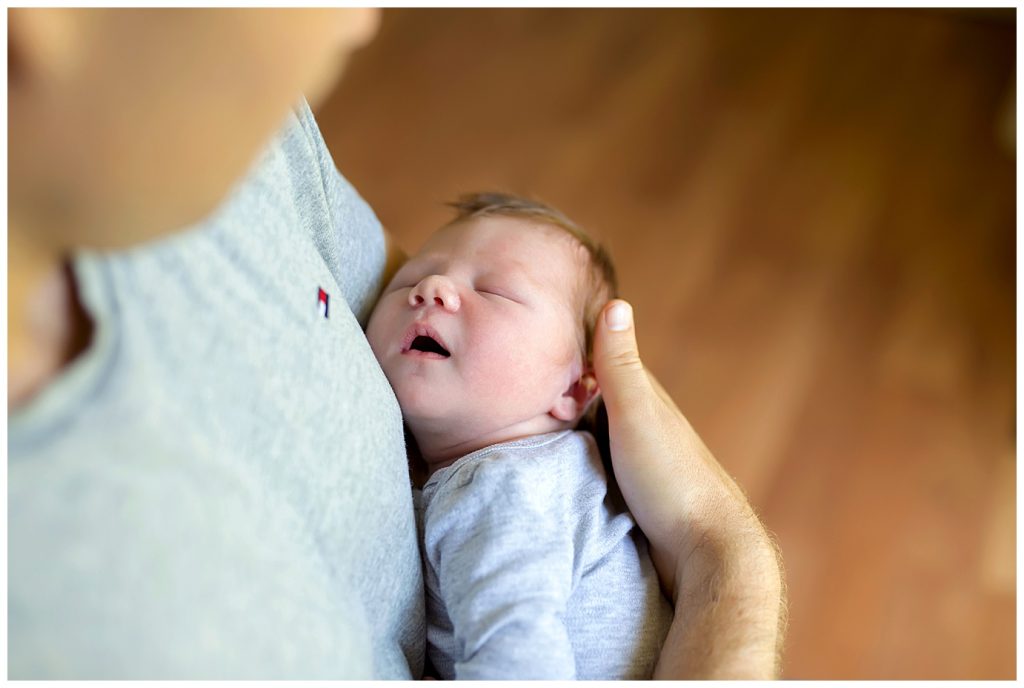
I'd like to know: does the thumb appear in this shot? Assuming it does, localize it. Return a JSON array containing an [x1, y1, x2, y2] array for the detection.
[[592, 299, 651, 415]]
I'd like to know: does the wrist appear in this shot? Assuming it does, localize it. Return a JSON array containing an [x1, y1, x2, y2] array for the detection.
[[668, 515, 786, 679], [675, 519, 782, 605]]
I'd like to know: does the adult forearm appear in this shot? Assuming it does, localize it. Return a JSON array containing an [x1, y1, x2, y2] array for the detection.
[[591, 302, 788, 678], [654, 511, 786, 679], [605, 371, 787, 678]]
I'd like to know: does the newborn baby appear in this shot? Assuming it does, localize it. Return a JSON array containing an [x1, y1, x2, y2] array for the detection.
[[366, 192, 671, 679]]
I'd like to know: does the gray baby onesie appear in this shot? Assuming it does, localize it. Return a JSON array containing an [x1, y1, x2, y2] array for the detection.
[[417, 429, 673, 679]]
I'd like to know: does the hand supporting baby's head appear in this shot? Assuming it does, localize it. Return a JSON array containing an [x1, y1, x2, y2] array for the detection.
[[366, 192, 617, 470]]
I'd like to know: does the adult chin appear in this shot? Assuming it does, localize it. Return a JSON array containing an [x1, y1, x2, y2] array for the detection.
[[9, 8, 378, 253]]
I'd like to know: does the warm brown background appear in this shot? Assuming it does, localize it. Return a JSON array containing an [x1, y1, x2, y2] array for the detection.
[[315, 8, 1016, 680]]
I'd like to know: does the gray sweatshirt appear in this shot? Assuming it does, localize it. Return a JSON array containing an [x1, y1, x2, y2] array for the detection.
[[9, 100, 423, 679], [417, 429, 672, 679]]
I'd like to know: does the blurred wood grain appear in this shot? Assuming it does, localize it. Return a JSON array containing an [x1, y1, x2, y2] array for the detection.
[[315, 8, 1015, 679]]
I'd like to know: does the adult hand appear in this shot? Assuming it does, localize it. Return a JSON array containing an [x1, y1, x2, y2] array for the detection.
[[591, 299, 786, 679]]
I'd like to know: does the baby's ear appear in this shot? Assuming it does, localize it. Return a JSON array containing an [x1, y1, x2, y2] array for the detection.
[[550, 371, 600, 422]]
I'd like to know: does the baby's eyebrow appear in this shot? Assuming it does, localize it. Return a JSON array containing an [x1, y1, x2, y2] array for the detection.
[[507, 265, 548, 292], [482, 263, 540, 289]]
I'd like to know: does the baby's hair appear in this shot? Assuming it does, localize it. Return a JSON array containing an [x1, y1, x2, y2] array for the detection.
[[445, 191, 618, 365]]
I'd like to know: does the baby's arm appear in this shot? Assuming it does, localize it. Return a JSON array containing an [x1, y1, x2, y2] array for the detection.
[[425, 458, 577, 679]]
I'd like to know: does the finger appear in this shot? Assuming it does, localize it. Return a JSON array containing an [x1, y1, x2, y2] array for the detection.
[[592, 299, 651, 415]]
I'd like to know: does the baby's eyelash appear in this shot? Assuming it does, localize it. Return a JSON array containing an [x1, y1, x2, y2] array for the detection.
[[479, 288, 518, 303]]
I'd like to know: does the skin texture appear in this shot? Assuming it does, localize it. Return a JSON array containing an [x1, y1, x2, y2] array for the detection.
[[366, 216, 599, 471], [8, 8, 785, 678]]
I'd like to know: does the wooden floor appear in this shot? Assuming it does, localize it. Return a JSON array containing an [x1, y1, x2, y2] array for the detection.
[[315, 8, 1016, 679]]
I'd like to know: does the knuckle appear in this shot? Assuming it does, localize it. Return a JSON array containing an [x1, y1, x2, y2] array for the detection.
[[607, 347, 643, 371]]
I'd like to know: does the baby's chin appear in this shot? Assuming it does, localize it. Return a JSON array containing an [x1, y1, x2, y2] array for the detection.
[[393, 388, 493, 443], [385, 368, 423, 397], [390, 381, 457, 424]]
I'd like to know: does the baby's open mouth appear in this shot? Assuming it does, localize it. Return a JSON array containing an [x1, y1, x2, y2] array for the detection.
[[401, 322, 452, 359], [410, 335, 450, 358]]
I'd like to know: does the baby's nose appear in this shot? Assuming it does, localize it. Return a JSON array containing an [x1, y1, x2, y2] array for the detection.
[[409, 275, 461, 313]]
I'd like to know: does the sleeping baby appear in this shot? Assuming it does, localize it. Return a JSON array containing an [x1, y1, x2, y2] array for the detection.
[[365, 191, 671, 679]]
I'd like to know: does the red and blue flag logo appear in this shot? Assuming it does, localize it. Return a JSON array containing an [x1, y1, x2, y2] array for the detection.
[[318, 287, 329, 318]]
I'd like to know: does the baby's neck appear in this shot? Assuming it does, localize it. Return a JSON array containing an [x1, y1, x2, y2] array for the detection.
[[409, 414, 571, 476]]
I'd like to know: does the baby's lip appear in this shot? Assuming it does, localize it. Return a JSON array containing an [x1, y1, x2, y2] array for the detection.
[[400, 321, 452, 357]]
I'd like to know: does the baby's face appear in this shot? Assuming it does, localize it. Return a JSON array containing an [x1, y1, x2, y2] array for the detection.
[[366, 216, 586, 442]]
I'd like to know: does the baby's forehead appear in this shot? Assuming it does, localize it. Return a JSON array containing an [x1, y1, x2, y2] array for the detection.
[[423, 216, 586, 267]]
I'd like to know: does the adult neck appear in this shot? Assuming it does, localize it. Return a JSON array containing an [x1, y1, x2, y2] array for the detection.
[[408, 413, 571, 476], [8, 222, 94, 410]]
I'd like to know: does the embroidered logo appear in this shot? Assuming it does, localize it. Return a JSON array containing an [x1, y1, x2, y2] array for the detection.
[[318, 287, 330, 318]]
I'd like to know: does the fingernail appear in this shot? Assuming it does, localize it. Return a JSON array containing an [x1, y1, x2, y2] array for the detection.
[[606, 301, 632, 331]]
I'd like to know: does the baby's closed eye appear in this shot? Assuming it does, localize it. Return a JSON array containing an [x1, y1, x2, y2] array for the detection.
[[477, 287, 520, 303]]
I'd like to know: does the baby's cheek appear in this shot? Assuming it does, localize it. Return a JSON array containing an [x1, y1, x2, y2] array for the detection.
[[468, 338, 555, 404], [364, 318, 385, 360], [365, 295, 400, 355]]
